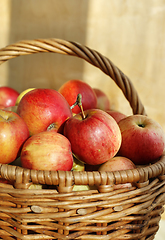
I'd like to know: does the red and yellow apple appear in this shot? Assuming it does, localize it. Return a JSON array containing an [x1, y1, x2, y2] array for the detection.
[[72, 155, 85, 171], [98, 156, 136, 172], [118, 114, 165, 165], [58, 79, 97, 114], [93, 88, 110, 111], [16, 88, 72, 136], [21, 130, 73, 171], [98, 156, 136, 189], [64, 108, 122, 165], [0, 86, 19, 108], [0, 104, 5, 109], [0, 109, 29, 164], [106, 110, 127, 123]]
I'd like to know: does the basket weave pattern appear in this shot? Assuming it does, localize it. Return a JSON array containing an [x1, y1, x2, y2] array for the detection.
[[0, 39, 165, 240]]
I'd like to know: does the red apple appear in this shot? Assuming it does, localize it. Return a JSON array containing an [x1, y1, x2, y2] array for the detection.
[[0, 109, 29, 164], [16, 88, 73, 136], [98, 156, 136, 189], [72, 156, 85, 171], [98, 156, 136, 172], [106, 110, 127, 123], [93, 88, 110, 111], [58, 79, 97, 114], [0, 104, 5, 109], [63, 108, 122, 165], [0, 86, 19, 108], [118, 114, 165, 165], [21, 130, 73, 171]]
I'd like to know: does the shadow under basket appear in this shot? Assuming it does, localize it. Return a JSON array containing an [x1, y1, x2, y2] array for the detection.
[[0, 38, 165, 240]]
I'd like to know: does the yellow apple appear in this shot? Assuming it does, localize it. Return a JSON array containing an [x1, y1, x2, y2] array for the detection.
[[15, 88, 35, 106], [73, 185, 90, 191], [28, 184, 43, 189], [72, 154, 85, 171]]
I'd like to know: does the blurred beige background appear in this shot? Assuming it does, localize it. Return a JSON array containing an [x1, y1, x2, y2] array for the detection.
[[0, 0, 165, 225], [0, 0, 165, 131]]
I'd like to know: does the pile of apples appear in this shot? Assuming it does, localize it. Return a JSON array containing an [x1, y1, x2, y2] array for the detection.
[[0, 81, 165, 187]]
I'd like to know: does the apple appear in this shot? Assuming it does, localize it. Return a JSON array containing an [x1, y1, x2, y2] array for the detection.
[[72, 155, 85, 171], [93, 88, 110, 111], [73, 185, 91, 191], [63, 108, 122, 165], [0, 109, 29, 164], [16, 88, 73, 136], [0, 86, 19, 108], [58, 79, 97, 114], [21, 130, 73, 171], [98, 156, 136, 172], [0, 104, 5, 109], [118, 114, 165, 165], [15, 88, 35, 106], [106, 110, 127, 123], [98, 156, 136, 189], [28, 184, 43, 189]]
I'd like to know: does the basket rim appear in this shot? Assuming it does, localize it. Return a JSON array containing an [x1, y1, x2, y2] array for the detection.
[[0, 152, 164, 186]]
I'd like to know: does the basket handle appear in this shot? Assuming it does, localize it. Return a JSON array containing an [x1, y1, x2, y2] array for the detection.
[[1, 38, 161, 187], [0, 38, 146, 115]]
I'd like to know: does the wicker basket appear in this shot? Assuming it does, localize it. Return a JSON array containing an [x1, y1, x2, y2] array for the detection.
[[0, 38, 165, 240]]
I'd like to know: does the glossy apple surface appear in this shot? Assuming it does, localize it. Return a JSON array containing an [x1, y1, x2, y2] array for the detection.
[[106, 110, 127, 123], [0, 104, 5, 109], [64, 109, 122, 165], [0, 86, 19, 108], [0, 109, 29, 164], [93, 88, 110, 111], [21, 130, 73, 171], [98, 156, 136, 172], [16, 88, 72, 136], [58, 79, 97, 114], [118, 115, 165, 165], [98, 156, 136, 189]]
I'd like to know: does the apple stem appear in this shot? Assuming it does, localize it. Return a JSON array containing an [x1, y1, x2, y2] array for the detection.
[[138, 123, 145, 128], [70, 94, 86, 119], [70, 100, 77, 110], [77, 94, 86, 119]]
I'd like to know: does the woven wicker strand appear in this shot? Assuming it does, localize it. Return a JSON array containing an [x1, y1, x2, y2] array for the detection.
[[0, 38, 165, 240], [0, 155, 165, 188]]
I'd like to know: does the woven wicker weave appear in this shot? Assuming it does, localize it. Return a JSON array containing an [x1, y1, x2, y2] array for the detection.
[[0, 38, 165, 240]]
